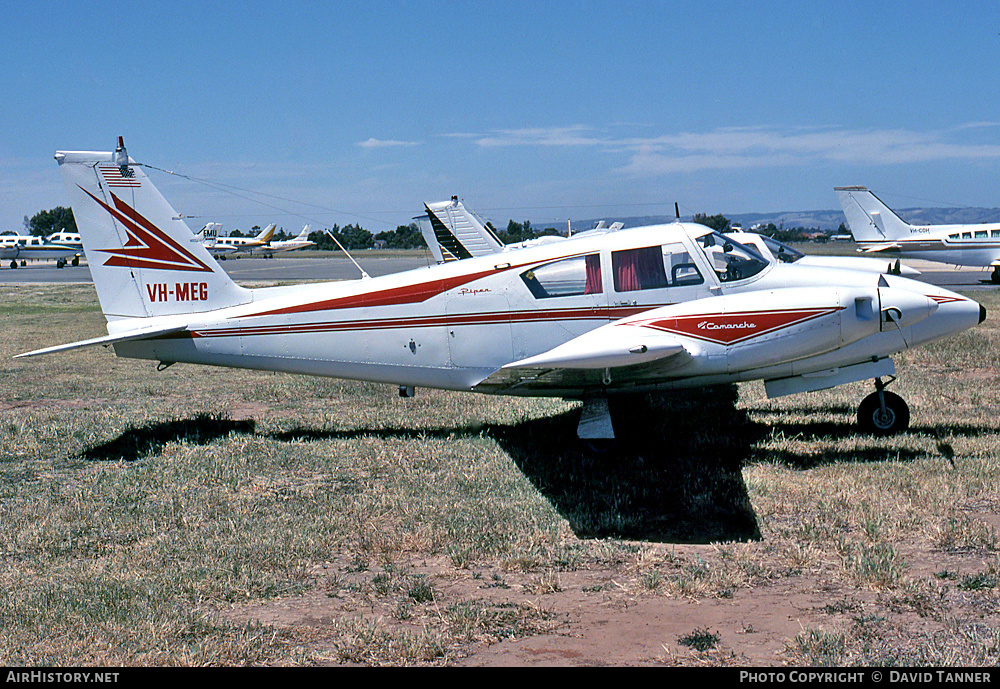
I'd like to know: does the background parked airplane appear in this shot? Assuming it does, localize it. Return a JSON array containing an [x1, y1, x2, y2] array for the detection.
[[836, 186, 1000, 283], [725, 229, 920, 276], [414, 197, 505, 262], [0, 232, 81, 268], [214, 223, 276, 256], [265, 225, 315, 254], [46, 230, 83, 250], [197, 223, 238, 259]]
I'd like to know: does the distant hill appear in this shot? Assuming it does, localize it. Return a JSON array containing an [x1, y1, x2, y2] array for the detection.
[[548, 206, 1000, 235]]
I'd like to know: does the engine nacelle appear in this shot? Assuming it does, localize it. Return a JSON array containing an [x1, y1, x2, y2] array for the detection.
[[622, 286, 931, 373]]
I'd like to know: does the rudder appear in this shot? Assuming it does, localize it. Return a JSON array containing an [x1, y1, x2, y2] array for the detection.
[[835, 186, 913, 241]]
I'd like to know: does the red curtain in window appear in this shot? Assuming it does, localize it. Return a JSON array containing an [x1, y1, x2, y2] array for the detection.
[[584, 254, 602, 294], [613, 247, 666, 292]]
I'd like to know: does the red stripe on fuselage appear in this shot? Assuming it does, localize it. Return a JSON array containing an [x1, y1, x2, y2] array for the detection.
[[178, 305, 651, 340]]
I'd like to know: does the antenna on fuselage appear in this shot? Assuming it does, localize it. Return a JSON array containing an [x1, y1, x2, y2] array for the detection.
[[675, 202, 680, 221], [324, 229, 370, 279]]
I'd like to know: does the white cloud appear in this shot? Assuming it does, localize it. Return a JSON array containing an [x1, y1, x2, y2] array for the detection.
[[456, 123, 1000, 175], [357, 138, 420, 149], [474, 125, 604, 148], [616, 126, 1000, 175]]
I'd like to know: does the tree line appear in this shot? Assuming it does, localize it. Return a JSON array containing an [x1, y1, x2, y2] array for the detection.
[[693, 213, 848, 243], [18, 206, 845, 247]]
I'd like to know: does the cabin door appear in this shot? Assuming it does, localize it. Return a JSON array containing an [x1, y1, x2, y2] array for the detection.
[[446, 294, 514, 369]]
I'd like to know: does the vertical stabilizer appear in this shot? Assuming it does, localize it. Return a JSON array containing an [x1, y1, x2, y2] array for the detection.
[[415, 196, 505, 262], [55, 139, 251, 323], [835, 186, 913, 241]]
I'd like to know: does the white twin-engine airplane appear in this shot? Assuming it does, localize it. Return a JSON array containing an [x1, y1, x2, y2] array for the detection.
[[214, 223, 276, 255], [266, 225, 315, 253], [836, 186, 1000, 284], [16, 140, 987, 439]]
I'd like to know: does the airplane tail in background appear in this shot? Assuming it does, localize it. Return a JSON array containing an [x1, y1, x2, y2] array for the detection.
[[257, 223, 276, 243], [835, 186, 913, 242], [415, 196, 505, 263], [55, 138, 251, 322]]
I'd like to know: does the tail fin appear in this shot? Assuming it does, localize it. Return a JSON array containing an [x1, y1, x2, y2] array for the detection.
[[55, 138, 251, 322], [297, 224, 311, 239], [415, 196, 505, 263], [834, 186, 913, 241], [257, 223, 276, 243]]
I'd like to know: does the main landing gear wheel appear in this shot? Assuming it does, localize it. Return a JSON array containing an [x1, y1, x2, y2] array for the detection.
[[858, 386, 910, 435], [991, 267, 1000, 285]]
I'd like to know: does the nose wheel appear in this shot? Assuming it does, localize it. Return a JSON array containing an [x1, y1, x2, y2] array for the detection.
[[858, 377, 910, 435]]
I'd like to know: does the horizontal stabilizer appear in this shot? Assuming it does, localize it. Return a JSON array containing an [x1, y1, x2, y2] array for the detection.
[[15, 323, 187, 358]]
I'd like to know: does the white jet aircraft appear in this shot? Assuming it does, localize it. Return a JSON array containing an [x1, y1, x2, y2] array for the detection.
[[16, 140, 987, 439], [836, 186, 1000, 283], [0, 232, 81, 268]]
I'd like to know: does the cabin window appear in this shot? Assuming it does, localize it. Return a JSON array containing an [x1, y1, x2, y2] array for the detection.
[[962, 232, 972, 239], [976, 230, 988, 238], [949, 234, 959, 240], [610, 244, 705, 292], [521, 254, 602, 298], [612, 246, 669, 292], [992, 230, 1000, 238], [661, 242, 705, 286]]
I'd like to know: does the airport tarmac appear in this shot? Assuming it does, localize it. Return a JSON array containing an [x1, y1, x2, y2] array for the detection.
[[0, 254, 997, 291], [0, 253, 439, 285]]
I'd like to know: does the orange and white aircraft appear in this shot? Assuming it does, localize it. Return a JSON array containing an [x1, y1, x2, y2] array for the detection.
[[17, 139, 987, 438], [214, 223, 276, 255]]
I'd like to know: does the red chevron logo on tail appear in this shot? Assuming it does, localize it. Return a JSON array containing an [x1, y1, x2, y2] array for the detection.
[[80, 186, 214, 273]]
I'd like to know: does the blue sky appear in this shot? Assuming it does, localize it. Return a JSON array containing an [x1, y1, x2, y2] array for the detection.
[[2, 1, 999, 234]]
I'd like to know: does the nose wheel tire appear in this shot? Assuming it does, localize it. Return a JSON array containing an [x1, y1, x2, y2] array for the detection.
[[858, 390, 910, 435]]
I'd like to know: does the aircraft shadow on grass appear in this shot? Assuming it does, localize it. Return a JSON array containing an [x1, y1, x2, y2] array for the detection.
[[80, 413, 256, 462], [78, 392, 988, 544]]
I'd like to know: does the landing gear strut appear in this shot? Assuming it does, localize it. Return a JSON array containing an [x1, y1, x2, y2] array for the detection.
[[858, 377, 910, 435]]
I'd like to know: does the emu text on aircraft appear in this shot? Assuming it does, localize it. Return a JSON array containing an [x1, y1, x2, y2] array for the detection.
[[836, 186, 1000, 284], [16, 139, 986, 440]]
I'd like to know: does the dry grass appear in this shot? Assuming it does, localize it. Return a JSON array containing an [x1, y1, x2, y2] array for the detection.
[[2, 284, 1000, 666]]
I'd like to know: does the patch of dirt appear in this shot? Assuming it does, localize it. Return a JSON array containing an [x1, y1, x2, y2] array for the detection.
[[217, 540, 1000, 666]]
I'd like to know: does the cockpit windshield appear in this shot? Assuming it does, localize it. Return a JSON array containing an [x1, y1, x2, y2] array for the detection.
[[760, 235, 805, 264], [695, 231, 769, 282]]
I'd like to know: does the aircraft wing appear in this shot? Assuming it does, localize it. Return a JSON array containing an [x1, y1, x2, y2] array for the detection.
[[859, 243, 901, 253], [14, 323, 188, 358], [472, 325, 688, 395]]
